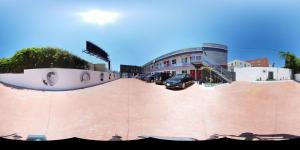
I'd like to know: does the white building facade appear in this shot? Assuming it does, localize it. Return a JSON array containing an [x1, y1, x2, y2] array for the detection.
[[234, 67, 292, 82], [295, 73, 300, 82], [228, 59, 251, 72]]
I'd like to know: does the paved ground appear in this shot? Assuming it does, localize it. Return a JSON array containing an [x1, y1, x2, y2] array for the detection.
[[0, 78, 300, 141]]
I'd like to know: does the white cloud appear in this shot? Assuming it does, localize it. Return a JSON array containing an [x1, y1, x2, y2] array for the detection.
[[79, 9, 120, 26]]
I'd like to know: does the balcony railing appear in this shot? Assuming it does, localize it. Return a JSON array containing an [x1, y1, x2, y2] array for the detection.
[[201, 57, 233, 82], [151, 63, 194, 72]]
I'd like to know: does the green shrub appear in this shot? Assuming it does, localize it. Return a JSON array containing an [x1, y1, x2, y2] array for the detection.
[[296, 58, 300, 73], [0, 47, 89, 73]]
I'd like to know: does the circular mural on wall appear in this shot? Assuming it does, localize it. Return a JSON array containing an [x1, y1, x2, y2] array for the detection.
[[81, 71, 91, 83], [100, 73, 104, 81], [43, 71, 59, 86]]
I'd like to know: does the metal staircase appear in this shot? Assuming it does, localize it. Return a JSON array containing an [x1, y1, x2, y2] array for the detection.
[[201, 58, 233, 83]]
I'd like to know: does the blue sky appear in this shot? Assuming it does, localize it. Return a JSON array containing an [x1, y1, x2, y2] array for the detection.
[[1, 0, 300, 71]]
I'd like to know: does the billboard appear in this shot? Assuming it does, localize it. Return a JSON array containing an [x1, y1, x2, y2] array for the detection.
[[85, 41, 110, 62]]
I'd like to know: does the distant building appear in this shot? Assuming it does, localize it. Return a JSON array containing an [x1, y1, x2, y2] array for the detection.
[[88, 63, 108, 71], [93, 64, 107, 71], [120, 65, 142, 78], [246, 58, 269, 67], [227, 59, 251, 72]]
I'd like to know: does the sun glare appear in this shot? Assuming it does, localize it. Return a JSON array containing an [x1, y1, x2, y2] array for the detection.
[[79, 9, 120, 26]]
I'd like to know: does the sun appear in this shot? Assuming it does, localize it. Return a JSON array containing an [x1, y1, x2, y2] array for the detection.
[[79, 9, 120, 26]]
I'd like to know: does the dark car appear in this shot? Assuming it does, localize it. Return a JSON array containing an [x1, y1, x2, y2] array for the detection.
[[136, 74, 145, 80], [139, 74, 147, 80], [144, 74, 155, 82], [155, 72, 171, 85], [165, 74, 194, 89]]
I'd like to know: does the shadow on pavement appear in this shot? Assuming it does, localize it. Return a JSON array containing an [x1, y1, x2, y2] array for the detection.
[[209, 132, 300, 141], [0, 82, 26, 90], [0, 133, 22, 140]]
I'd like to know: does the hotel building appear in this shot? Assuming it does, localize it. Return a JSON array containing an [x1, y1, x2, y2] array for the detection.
[[142, 43, 233, 83]]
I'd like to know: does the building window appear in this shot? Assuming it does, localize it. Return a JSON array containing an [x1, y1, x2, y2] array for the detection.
[[182, 70, 187, 74], [172, 59, 176, 64], [164, 60, 170, 67], [191, 56, 201, 62], [181, 57, 188, 64]]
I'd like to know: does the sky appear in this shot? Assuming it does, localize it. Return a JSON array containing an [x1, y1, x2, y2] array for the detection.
[[1, 0, 300, 71]]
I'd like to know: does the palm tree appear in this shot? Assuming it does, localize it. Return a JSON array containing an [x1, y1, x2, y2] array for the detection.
[[279, 51, 296, 69], [279, 51, 289, 67], [279, 51, 298, 79]]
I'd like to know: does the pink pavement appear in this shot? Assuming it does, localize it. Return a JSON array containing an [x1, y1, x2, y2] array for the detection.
[[0, 78, 300, 141]]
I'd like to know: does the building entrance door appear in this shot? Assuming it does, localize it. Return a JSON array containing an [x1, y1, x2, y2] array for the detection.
[[196, 70, 202, 80], [190, 70, 196, 80], [268, 71, 274, 80]]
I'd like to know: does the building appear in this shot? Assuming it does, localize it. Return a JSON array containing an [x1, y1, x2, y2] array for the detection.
[[120, 65, 142, 78], [227, 59, 251, 72], [88, 63, 108, 71], [234, 67, 292, 81], [246, 58, 269, 67], [142, 43, 233, 83], [295, 73, 300, 82]]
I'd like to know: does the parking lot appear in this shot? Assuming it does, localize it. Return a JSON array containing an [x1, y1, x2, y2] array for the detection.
[[1, 78, 300, 141]]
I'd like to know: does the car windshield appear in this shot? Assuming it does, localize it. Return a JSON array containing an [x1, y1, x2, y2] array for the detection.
[[171, 74, 185, 80]]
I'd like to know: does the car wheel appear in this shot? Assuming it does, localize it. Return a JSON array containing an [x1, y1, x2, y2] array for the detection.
[[182, 82, 186, 89]]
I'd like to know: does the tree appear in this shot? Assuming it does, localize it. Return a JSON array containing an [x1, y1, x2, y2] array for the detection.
[[0, 47, 89, 73], [296, 58, 300, 73], [279, 51, 297, 70]]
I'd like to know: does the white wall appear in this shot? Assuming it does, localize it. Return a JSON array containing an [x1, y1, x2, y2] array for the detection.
[[0, 68, 120, 91], [234, 67, 291, 82], [295, 74, 300, 82]]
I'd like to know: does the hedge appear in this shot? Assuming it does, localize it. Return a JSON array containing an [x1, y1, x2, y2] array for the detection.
[[0, 47, 89, 73]]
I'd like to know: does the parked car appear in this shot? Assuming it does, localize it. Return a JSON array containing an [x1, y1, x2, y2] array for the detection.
[[136, 74, 145, 80], [165, 74, 194, 89], [141, 74, 149, 81], [136, 74, 146, 80], [155, 72, 171, 85], [144, 74, 155, 83]]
